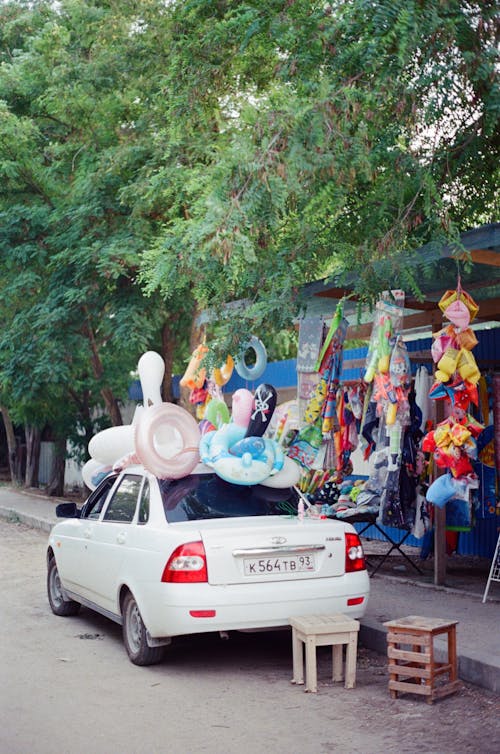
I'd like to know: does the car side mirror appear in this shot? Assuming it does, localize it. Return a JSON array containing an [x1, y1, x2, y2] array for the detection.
[[55, 502, 80, 519]]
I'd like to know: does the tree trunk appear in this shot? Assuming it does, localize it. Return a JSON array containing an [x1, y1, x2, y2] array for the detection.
[[100, 387, 123, 426], [0, 405, 17, 484], [82, 307, 123, 426], [25, 424, 41, 488], [46, 438, 66, 497]]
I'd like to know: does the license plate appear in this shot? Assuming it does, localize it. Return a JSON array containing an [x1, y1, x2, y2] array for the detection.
[[244, 554, 316, 576]]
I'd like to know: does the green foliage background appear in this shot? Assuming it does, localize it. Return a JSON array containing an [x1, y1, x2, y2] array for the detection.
[[0, 0, 498, 461]]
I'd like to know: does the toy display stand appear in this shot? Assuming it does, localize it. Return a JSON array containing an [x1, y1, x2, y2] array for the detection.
[[482, 530, 500, 603], [330, 510, 423, 576]]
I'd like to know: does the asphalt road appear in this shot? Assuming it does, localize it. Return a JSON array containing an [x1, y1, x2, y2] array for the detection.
[[1, 520, 499, 754]]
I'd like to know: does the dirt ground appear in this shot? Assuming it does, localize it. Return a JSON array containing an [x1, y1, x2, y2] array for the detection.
[[1, 520, 499, 754]]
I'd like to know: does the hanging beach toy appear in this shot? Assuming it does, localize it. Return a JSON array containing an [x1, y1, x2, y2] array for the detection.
[[438, 277, 479, 324], [212, 355, 234, 386], [234, 337, 267, 381], [180, 344, 209, 390]]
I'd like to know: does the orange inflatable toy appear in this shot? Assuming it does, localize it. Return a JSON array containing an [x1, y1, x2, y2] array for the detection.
[[180, 344, 209, 390]]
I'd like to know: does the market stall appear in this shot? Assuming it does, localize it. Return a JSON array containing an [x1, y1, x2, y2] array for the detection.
[[297, 222, 500, 584]]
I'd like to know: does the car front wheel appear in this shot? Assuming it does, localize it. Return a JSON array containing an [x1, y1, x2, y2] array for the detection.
[[47, 557, 81, 617], [122, 592, 165, 666]]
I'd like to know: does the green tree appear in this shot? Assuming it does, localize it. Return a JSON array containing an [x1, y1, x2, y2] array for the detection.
[[0, 0, 174, 487], [137, 0, 498, 356], [0, 0, 498, 491]]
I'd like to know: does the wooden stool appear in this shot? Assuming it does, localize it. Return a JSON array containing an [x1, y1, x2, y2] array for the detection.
[[383, 615, 460, 704], [290, 614, 360, 693]]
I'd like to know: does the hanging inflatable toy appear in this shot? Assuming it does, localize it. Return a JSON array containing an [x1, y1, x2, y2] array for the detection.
[[364, 316, 393, 382], [245, 383, 277, 437], [180, 344, 208, 390], [212, 355, 234, 387], [204, 398, 230, 429], [234, 337, 267, 381], [385, 336, 411, 425]]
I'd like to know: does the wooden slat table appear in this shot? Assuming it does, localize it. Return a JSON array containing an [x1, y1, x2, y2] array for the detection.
[[383, 615, 461, 703]]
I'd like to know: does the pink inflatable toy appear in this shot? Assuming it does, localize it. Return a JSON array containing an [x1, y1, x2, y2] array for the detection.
[[135, 403, 200, 479], [231, 388, 254, 428]]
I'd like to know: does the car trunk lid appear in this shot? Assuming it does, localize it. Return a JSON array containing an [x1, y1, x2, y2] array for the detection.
[[197, 516, 347, 585]]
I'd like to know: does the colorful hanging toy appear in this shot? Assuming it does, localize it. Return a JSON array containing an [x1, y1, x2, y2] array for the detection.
[[423, 277, 483, 503]]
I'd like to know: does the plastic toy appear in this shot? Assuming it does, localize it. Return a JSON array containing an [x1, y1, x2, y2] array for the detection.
[[364, 316, 393, 382], [180, 344, 208, 390], [245, 383, 277, 437], [234, 336, 267, 381], [135, 403, 200, 479], [199, 422, 284, 485], [435, 348, 460, 382]]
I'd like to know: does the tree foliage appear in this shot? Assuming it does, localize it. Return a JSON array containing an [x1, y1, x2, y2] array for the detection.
[[0, 0, 498, 478]]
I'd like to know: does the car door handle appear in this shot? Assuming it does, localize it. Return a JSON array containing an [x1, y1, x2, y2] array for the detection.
[[83, 528, 92, 539], [116, 532, 126, 545]]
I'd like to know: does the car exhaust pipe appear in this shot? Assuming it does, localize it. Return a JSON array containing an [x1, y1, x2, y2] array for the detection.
[[219, 631, 229, 640]]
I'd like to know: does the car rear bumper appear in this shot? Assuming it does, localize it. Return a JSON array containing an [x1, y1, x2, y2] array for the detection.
[[140, 571, 370, 638]]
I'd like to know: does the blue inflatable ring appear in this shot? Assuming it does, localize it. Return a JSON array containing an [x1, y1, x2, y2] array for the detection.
[[199, 424, 284, 486], [235, 337, 267, 381]]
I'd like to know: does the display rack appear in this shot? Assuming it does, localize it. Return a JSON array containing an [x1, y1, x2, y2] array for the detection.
[[482, 531, 500, 603]]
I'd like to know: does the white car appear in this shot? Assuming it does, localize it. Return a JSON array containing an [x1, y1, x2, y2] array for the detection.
[[47, 466, 370, 665]]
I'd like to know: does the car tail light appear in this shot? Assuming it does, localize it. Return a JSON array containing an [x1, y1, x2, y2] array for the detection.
[[345, 532, 366, 572], [162, 541, 208, 583]]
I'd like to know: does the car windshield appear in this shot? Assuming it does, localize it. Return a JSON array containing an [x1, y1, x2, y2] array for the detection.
[[159, 474, 299, 522]]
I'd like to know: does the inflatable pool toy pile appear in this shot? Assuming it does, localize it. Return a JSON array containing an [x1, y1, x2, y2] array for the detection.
[[83, 351, 301, 490]]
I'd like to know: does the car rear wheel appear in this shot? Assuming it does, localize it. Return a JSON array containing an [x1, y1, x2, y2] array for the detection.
[[47, 557, 81, 617], [122, 592, 165, 666]]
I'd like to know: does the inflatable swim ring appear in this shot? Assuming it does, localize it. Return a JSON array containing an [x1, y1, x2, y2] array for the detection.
[[135, 403, 200, 479], [234, 337, 267, 381], [200, 425, 284, 486], [259, 456, 301, 489], [204, 398, 230, 428]]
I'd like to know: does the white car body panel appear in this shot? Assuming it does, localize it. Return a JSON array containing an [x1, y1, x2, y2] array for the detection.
[[48, 467, 370, 640]]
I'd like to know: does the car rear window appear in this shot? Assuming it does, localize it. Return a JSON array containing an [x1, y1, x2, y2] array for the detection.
[[159, 474, 299, 522]]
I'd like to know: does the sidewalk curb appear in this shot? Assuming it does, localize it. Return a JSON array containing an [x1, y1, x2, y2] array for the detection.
[[0, 506, 54, 534], [373, 571, 499, 602]]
